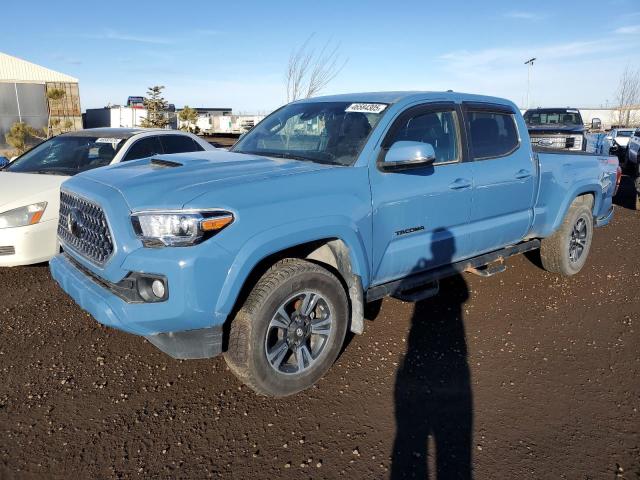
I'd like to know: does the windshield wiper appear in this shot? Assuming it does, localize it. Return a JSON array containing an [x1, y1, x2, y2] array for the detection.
[[237, 150, 341, 166], [237, 150, 314, 162]]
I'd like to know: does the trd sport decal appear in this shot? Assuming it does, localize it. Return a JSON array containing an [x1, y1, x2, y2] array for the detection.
[[395, 226, 425, 236]]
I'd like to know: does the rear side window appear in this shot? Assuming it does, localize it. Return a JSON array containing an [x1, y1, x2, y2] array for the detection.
[[123, 136, 163, 161], [467, 111, 519, 160], [159, 135, 203, 154]]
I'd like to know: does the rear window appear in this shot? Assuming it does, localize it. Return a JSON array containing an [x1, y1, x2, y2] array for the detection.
[[467, 111, 519, 160]]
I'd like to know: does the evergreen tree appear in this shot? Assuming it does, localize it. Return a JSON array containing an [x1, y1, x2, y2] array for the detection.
[[178, 105, 199, 132], [141, 86, 169, 128]]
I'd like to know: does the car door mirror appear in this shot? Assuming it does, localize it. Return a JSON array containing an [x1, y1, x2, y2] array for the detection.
[[381, 141, 436, 171], [0, 156, 9, 168]]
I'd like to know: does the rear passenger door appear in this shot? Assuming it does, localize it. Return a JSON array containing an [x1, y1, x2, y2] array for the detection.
[[463, 103, 536, 255]]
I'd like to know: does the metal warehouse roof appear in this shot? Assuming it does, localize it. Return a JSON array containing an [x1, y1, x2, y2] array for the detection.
[[0, 52, 78, 83]]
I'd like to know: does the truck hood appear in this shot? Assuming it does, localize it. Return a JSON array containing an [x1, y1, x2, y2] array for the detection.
[[74, 150, 337, 210], [527, 125, 584, 135], [0, 171, 68, 220]]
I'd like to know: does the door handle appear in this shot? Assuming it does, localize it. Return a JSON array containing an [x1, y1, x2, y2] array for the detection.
[[515, 169, 532, 179], [448, 178, 472, 190]]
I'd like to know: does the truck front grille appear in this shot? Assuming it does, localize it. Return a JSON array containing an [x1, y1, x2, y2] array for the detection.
[[530, 134, 583, 150], [58, 191, 114, 265]]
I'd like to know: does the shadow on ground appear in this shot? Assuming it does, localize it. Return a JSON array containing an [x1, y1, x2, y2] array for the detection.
[[613, 175, 638, 211], [384, 229, 473, 479]]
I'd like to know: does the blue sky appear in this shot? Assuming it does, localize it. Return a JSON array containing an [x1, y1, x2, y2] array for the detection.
[[3, 0, 640, 112]]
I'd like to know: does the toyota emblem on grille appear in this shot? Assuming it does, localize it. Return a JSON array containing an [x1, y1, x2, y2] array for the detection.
[[67, 207, 84, 238]]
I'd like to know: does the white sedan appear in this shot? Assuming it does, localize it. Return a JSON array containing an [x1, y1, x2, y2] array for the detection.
[[0, 128, 214, 266]]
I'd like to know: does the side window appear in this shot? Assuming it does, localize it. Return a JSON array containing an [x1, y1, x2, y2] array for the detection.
[[123, 137, 163, 161], [386, 109, 460, 164], [467, 111, 519, 160], [159, 135, 204, 154]]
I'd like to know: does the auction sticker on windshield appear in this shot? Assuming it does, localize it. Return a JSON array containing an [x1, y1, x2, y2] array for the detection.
[[95, 138, 123, 145], [345, 103, 388, 114]]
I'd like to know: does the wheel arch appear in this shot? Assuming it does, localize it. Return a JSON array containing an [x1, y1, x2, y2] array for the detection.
[[545, 187, 599, 237], [216, 228, 370, 337]]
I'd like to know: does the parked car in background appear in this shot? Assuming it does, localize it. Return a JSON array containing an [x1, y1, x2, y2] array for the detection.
[[626, 128, 640, 177], [601, 127, 635, 159], [524, 108, 587, 151], [50, 91, 619, 396], [0, 128, 213, 267]]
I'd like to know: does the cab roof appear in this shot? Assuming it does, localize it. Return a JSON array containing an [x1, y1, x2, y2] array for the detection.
[[295, 91, 517, 108]]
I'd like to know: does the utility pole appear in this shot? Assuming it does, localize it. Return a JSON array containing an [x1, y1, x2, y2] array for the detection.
[[524, 57, 536, 109]]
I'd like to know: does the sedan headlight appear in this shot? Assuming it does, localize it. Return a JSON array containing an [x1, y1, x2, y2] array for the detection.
[[131, 210, 234, 247], [0, 202, 47, 229]]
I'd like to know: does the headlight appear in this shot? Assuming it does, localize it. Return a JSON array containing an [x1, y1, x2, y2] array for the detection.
[[131, 210, 234, 247], [0, 202, 47, 229]]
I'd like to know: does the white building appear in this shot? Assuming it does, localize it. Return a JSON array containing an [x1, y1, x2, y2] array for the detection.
[[0, 52, 81, 147]]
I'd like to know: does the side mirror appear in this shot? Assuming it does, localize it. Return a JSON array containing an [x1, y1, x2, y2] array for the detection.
[[0, 156, 9, 168], [380, 141, 436, 172]]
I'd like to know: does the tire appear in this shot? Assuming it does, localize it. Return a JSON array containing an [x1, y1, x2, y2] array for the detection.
[[224, 258, 348, 396], [540, 198, 594, 276]]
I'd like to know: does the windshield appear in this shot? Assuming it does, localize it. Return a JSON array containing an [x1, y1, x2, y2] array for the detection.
[[524, 110, 583, 127], [5, 136, 124, 175], [617, 131, 633, 137], [232, 101, 388, 166]]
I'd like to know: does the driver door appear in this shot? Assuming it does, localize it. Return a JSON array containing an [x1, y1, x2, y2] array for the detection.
[[369, 103, 474, 285]]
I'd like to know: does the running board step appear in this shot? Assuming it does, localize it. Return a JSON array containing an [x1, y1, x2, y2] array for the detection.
[[392, 280, 440, 302], [466, 262, 506, 277], [365, 239, 541, 303]]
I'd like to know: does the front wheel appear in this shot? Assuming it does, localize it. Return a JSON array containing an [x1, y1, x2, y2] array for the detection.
[[540, 199, 594, 276], [224, 258, 348, 396]]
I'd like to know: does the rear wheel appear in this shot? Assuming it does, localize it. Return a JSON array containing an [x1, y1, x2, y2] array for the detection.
[[540, 198, 593, 276], [224, 258, 348, 396]]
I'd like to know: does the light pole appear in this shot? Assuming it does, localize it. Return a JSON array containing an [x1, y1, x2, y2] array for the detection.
[[524, 57, 536, 109]]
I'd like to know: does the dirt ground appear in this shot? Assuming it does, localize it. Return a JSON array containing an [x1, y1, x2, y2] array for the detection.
[[0, 178, 638, 480]]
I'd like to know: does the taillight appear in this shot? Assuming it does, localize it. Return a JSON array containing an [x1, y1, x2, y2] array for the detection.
[[614, 166, 622, 196]]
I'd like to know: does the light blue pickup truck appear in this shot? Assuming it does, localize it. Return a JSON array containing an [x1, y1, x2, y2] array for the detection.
[[50, 92, 620, 396]]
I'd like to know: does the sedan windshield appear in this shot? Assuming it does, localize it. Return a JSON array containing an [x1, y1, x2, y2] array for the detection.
[[4, 136, 124, 175], [232, 101, 388, 166], [524, 110, 583, 127]]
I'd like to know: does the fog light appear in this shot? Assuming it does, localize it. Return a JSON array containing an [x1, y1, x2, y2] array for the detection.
[[151, 279, 166, 298]]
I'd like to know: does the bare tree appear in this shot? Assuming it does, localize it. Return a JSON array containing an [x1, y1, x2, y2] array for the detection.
[[613, 66, 640, 127], [286, 35, 346, 102]]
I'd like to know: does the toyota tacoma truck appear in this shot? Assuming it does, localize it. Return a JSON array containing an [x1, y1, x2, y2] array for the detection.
[[50, 92, 620, 396]]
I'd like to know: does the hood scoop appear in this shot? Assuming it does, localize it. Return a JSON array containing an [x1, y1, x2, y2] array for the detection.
[[150, 158, 183, 168]]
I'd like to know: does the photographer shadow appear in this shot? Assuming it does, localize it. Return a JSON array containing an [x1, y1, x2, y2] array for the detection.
[[390, 228, 473, 479]]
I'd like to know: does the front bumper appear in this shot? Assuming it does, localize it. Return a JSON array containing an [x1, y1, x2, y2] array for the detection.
[[50, 252, 226, 359], [0, 219, 59, 267]]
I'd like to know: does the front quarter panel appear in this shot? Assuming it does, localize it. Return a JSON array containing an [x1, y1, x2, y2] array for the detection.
[[185, 165, 373, 318]]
